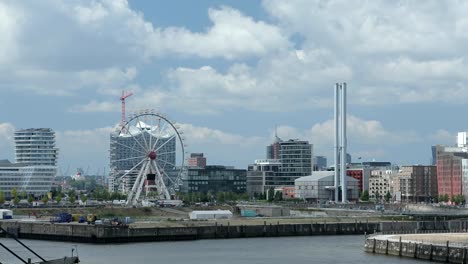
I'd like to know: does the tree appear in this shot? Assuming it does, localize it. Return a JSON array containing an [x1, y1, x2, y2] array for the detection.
[[200, 192, 208, 202], [0, 191, 5, 204], [274, 191, 283, 202], [42, 195, 49, 205], [11, 188, 19, 206], [240, 193, 250, 201], [267, 187, 275, 202], [80, 194, 87, 205], [13, 196, 20, 206], [68, 189, 76, 204], [216, 192, 225, 203], [360, 190, 369, 201], [375, 191, 381, 202], [385, 191, 392, 202], [55, 193, 62, 204], [443, 194, 449, 202], [11, 188, 18, 200], [28, 194, 34, 204], [452, 194, 465, 205], [20, 190, 27, 199]]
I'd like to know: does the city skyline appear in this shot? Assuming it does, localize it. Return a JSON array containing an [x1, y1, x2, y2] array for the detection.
[[0, 1, 465, 173]]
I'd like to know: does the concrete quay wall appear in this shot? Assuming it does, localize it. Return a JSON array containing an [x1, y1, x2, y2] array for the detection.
[[365, 235, 468, 263], [0, 220, 378, 243], [1, 219, 464, 244]]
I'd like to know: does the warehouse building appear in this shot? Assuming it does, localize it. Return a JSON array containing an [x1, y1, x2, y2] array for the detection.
[[295, 171, 359, 202]]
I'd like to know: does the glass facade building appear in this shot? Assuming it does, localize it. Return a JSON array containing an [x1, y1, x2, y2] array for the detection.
[[248, 138, 313, 195], [0, 128, 58, 197], [181, 165, 246, 194]]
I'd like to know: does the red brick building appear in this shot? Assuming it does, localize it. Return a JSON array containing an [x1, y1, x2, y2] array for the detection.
[[346, 167, 371, 193], [188, 153, 207, 168], [436, 146, 467, 199]]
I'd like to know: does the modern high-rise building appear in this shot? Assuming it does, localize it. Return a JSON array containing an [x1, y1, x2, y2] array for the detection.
[[14, 128, 58, 166], [313, 156, 327, 171], [247, 137, 313, 195], [0, 128, 57, 198], [458, 132, 468, 147], [276, 139, 313, 180], [247, 159, 281, 195]]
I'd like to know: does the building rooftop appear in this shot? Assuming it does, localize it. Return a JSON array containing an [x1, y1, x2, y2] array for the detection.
[[295, 171, 358, 182], [0, 160, 29, 168]]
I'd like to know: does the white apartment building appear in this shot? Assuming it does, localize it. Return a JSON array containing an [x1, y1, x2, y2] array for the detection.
[[369, 169, 394, 200], [0, 128, 58, 198]]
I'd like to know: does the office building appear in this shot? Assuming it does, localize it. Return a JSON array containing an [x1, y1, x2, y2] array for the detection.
[[394, 165, 437, 203], [0, 128, 58, 198], [248, 137, 313, 195], [346, 161, 393, 193], [313, 156, 327, 171], [369, 168, 398, 201], [188, 153, 207, 168], [14, 128, 58, 166], [436, 145, 468, 200], [267, 139, 313, 179], [247, 159, 281, 196], [181, 165, 247, 194]]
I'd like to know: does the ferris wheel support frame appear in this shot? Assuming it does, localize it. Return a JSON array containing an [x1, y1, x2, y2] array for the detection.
[[115, 111, 186, 206]]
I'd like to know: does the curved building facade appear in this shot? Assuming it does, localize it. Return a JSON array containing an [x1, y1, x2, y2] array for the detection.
[[0, 128, 58, 198], [15, 128, 58, 166]]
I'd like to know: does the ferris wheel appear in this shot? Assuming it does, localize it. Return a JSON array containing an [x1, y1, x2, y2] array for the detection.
[[114, 110, 186, 206]]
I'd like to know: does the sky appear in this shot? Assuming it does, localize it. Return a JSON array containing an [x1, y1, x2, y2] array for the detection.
[[0, 0, 466, 175]]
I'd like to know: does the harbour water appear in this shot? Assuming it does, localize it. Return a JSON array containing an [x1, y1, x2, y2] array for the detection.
[[0, 235, 426, 264]]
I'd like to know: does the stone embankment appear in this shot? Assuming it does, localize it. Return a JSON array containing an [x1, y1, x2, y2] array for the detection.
[[2, 219, 468, 244], [1, 220, 377, 243], [365, 232, 468, 263]]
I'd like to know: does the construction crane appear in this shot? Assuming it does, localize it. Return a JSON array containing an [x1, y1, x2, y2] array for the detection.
[[120, 90, 133, 130]]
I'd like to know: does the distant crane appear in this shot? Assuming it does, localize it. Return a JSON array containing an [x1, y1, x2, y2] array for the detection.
[[120, 90, 133, 130]]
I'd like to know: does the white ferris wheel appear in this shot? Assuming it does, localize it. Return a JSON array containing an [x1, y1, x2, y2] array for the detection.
[[114, 111, 186, 206]]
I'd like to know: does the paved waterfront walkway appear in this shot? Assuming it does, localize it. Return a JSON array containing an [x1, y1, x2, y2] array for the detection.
[[372, 233, 468, 247]]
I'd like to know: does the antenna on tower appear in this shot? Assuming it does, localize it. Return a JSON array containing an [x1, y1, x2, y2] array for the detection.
[[120, 90, 133, 131]]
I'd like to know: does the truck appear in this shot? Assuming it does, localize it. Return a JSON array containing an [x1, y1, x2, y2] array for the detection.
[[87, 214, 97, 224], [50, 213, 72, 223], [0, 209, 13, 219], [156, 200, 183, 207]]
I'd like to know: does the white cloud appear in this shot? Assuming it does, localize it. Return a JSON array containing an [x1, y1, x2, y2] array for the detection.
[[308, 115, 419, 146], [115, 48, 351, 114], [6, 0, 468, 112], [0, 2, 23, 65], [179, 123, 264, 147], [56, 126, 115, 171], [147, 7, 289, 59], [0, 123, 16, 161], [428, 129, 456, 145], [0, 1, 288, 97]]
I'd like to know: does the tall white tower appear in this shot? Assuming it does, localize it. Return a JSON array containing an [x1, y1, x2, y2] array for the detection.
[[334, 83, 348, 203]]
